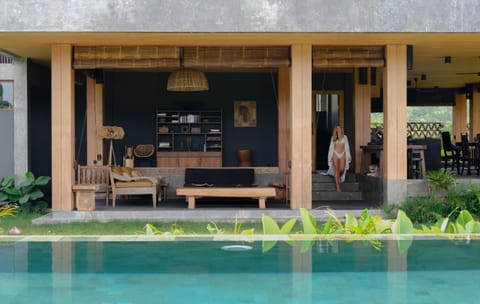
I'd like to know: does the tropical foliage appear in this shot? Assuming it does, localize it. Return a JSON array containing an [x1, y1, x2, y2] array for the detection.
[[0, 171, 50, 213], [261, 208, 480, 254], [384, 169, 480, 224]]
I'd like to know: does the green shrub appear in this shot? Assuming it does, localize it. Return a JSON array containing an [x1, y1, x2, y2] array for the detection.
[[446, 183, 480, 218], [396, 196, 447, 224], [0, 171, 50, 213]]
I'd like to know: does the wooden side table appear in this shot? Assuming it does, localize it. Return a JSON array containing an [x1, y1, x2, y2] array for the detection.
[[72, 184, 98, 211]]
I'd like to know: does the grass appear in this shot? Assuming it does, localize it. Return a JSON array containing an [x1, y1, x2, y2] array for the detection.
[[0, 212, 265, 235]]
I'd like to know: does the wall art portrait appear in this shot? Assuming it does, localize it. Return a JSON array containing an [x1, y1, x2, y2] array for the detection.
[[234, 100, 256, 127]]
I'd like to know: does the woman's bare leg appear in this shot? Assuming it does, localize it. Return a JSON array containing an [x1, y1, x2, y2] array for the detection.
[[332, 156, 341, 192], [338, 155, 346, 182]]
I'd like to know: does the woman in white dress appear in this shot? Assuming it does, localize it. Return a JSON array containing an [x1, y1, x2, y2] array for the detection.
[[326, 125, 351, 192]]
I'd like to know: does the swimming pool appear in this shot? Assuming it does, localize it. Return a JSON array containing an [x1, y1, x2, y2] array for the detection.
[[1, 236, 479, 303]]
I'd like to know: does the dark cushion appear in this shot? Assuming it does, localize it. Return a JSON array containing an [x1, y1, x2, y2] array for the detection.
[[184, 168, 255, 187]]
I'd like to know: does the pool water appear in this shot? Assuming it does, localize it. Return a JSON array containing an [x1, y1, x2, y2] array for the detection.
[[1, 239, 480, 303]]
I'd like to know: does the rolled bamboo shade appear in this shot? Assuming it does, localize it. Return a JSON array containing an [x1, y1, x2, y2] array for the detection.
[[73, 46, 180, 69], [183, 46, 290, 68], [313, 46, 385, 68]]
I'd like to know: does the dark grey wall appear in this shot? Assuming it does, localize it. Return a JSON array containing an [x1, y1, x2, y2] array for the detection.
[[104, 72, 279, 167], [0, 112, 14, 177], [28, 70, 354, 176], [1, 1, 478, 32], [28, 61, 52, 196]]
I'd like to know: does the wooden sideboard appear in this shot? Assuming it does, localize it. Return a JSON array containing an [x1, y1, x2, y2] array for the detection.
[[156, 151, 222, 167]]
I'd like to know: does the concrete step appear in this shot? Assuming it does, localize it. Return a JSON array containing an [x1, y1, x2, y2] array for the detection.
[[312, 172, 357, 183], [312, 182, 360, 192], [312, 190, 363, 201]]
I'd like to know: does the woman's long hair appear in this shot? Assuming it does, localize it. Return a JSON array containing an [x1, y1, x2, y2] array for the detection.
[[331, 125, 343, 142]]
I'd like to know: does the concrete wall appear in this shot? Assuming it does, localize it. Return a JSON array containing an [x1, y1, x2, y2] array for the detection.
[[0, 111, 13, 177], [0, 0, 478, 33], [0, 59, 28, 180]]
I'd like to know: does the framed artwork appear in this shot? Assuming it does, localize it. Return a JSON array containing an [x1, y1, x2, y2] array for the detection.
[[0, 80, 13, 111], [234, 100, 256, 127]]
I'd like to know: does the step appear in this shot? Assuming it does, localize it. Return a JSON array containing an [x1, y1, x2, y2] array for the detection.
[[312, 172, 357, 183], [312, 191, 363, 201], [312, 182, 360, 192]]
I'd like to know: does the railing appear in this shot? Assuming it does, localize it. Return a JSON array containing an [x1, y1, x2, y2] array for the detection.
[[407, 122, 444, 139], [371, 122, 444, 139]]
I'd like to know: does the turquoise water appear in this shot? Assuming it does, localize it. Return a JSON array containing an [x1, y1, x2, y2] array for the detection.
[[1, 239, 480, 303]]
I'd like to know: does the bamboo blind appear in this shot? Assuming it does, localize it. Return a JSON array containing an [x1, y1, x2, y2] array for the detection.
[[313, 46, 385, 68], [73, 46, 180, 69], [183, 46, 290, 68]]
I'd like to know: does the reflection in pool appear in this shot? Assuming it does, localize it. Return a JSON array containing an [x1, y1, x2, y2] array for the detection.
[[0, 238, 479, 303]]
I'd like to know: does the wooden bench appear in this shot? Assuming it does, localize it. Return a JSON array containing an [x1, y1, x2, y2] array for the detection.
[[176, 168, 276, 209], [72, 165, 110, 210]]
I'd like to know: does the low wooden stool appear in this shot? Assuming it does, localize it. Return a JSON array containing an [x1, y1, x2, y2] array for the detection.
[[72, 184, 98, 211], [159, 181, 169, 202]]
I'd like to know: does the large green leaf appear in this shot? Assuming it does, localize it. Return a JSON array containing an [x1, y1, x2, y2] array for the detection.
[[300, 208, 317, 234], [321, 217, 333, 234], [470, 222, 480, 233], [19, 194, 30, 205], [456, 210, 473, 228], [1, 175, 15, 188], [262, 214, 280, 252], [344, 213, 358, 232], [28, 189, 44, 201], [392, 210, 413, 254], [262, 214, 281, 234], [280, 218, 297, 234], [35, 176, 51, 186]]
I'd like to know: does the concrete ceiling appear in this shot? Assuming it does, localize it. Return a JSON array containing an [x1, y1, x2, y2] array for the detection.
[[1, 32, 480, 89]]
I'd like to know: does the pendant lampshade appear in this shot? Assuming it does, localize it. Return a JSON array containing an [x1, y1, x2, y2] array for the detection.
[[167, 68, 209, 92]]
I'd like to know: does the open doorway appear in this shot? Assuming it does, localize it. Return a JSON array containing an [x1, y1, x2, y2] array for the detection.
[[312, 91, 344, 170]]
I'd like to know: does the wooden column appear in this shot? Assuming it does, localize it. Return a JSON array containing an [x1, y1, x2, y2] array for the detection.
[[86, 75, 104, 165], [470, 85, 480, 139], [290, 44, 312, 209], [354, 68, 372, 173], [51, 44, 75, 211], [278, 67, 291, 174], [453, 90, 467, 140], [383, 45, 407, 180], [382, 45, 408, 206]]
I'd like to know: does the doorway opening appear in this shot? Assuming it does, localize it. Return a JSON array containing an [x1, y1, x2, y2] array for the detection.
[[312, 91, 343, 170]]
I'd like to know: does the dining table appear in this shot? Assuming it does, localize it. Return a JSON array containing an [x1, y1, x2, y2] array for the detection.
[[360, 144, 427, 178]]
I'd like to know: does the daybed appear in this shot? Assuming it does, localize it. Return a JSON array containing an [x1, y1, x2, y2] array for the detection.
[[176, 168, 276, 209]]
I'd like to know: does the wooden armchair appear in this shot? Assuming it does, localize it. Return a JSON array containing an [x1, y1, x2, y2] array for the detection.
[[75, 165, 110, 206], [109, 166, 161, 208]]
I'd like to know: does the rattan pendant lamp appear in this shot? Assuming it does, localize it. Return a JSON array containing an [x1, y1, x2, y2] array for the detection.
[[167, 47, 209, 92]]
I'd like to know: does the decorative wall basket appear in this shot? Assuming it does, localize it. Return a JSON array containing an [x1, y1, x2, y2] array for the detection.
[[134, 144, 155, 158]]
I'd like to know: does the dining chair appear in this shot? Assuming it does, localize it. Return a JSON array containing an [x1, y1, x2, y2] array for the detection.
[[459, 134, 474, 175], [441, 131, 461, 173], [475, 139, 480, 175]]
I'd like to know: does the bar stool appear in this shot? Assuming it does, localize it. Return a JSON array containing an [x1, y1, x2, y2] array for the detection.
[[408, 148, 423, 179]]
